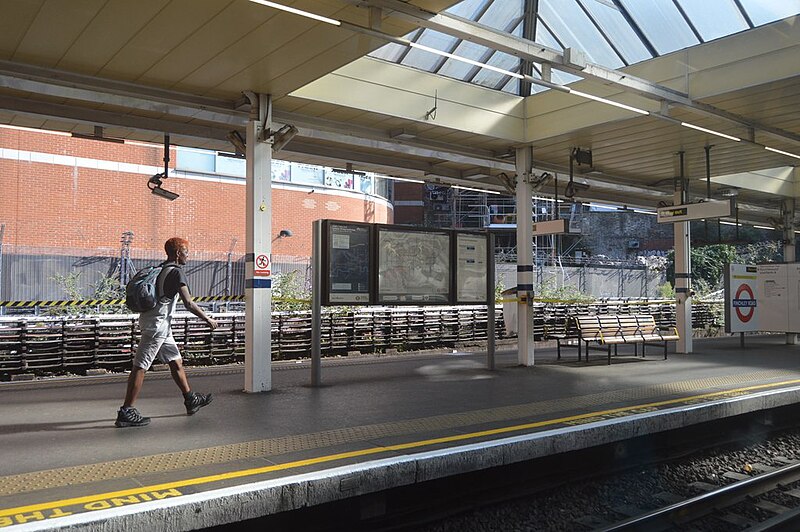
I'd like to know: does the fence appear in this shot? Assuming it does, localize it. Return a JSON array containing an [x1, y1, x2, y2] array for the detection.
[[0, 300, 723, 376], [495, 263, 665, 299], [0, 245, 312, 306]]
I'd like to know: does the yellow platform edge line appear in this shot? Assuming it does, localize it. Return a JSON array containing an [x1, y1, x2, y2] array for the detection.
[[2, 378, 799, 518]]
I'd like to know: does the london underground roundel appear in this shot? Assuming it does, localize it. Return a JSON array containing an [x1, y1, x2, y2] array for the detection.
[[734, 283, 756, 323]]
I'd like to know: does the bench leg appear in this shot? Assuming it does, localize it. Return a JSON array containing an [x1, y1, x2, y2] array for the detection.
[[634, 343, 637, 356], [578, 340, 582, 361], [664, 341, 668, 360], [642, 342, 645, 357], [557, 340, 561, 360], [607, 344, 611, 365]]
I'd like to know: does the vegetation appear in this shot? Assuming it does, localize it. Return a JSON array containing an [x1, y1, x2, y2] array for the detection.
[[664, 241, 782, 298], [49, 271, 126, 315]]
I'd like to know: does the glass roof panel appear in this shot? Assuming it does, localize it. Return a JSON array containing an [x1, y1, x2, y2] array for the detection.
[[618, 0, 700, 54], [578, 0, 652, 64], [472, 50, 520, 88], [438, 40, 493, 79], [367, 0, 800, 95], [738, 0, 800, 26], [676, 0, 748, 41], [401, 29, 460, 71], [535, 21, 564, 51], [447, 0, 491, 19], [369, 41, 407, 63], [540, 0, 624, 68], [502, 77, 520, 95], [477, 0, 524, 30]]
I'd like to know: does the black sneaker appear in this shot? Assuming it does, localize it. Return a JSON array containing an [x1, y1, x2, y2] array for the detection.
[[115, 407, 150, 428], [184, 392, 213, 415]]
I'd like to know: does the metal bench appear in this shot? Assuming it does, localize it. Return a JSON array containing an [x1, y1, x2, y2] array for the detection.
[[574, 314, 680, 365]]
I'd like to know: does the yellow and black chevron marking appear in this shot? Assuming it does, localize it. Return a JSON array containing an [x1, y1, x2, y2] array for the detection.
[[0, 296, 246, 308]]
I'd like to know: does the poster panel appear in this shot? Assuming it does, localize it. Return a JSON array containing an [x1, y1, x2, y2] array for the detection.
[[324, 222, 372, 305], [724, 264, 758, 333], [788, 263, 800, 333], [456, 232, 488, 304], [757, 263, 789, 332], [377, 227, 451, 304]]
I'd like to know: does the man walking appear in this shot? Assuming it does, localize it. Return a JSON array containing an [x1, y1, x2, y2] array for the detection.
[[116, 237, 219, 427]]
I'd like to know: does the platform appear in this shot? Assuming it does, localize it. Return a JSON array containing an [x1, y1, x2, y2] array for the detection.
[[2, 334, 800, 530]]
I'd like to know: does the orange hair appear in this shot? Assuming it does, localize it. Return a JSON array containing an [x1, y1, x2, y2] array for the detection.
[[164, 237, 189, 259]]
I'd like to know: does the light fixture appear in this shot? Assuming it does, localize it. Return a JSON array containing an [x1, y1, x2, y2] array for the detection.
[[680, 122, 741, 142], [632, 209, 657, 215], [271, 124, 299, 152], [765, 146, 800, 160], [753, 225, 775, 230], [248, 0, 340, 26], [409, 42, 524, 80], [148, 134, 180, 201], [568, 89, 649, 115], [278, 229, 293, 238], [452, 185, 502, 195], [384, 175, 425, 184]]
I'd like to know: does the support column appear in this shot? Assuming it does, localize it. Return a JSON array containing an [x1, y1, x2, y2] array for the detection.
[[516, 146, 535, 366], [244, 93, 273, 392], [783, 198, 797, 345], [674, 191, 693, 354]]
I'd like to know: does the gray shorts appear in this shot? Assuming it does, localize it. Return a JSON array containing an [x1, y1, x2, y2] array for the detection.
[[133, 331, 181, 369]]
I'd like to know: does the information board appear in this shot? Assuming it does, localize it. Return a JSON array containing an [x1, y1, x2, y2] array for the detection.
[[377, 227, 451, 304], [758, 263, 789, 332], [455, 232, 488, 304], [324, 222, 371, 304], [724, 264, 758, 333]]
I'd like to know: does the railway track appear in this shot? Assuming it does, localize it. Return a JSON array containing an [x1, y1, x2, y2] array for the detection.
[[601, 461, 800, 531]]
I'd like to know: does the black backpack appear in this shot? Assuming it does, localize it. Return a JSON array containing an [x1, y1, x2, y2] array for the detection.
[[125, 264, 174, 312]]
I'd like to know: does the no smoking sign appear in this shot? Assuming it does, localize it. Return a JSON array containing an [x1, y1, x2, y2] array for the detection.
[[254, 254, 271, 276]]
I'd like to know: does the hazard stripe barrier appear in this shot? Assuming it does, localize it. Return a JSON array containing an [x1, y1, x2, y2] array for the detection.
[[0, 295, 246, 308]]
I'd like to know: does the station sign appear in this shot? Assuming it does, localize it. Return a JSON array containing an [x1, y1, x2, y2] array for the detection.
[[724, 264, 758, 333], [531, 218, 569, 236], [657, 199, 733, 224]]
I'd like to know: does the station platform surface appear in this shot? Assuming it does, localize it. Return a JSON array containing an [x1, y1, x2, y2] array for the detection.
[[3, 334, 800, 530]]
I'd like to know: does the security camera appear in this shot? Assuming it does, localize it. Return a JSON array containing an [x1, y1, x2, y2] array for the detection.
[[148, 172, 179, 201]]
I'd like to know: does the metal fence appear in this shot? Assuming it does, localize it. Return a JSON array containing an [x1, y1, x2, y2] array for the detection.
[[0, 245, 312, 304], [496, 263, 665, 299], [0, 300, 723, 376]]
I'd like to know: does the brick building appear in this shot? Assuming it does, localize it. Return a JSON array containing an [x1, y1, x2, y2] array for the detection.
[[0, 126, 393, 258]]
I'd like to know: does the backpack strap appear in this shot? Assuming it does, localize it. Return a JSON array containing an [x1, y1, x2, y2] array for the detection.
[[156, 263, 178, 301]]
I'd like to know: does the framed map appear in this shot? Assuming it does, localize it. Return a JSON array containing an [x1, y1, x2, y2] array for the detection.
[[376, 227, 451, 304]]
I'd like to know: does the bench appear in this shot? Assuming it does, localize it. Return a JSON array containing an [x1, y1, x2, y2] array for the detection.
[[573, 314, 679, 365]]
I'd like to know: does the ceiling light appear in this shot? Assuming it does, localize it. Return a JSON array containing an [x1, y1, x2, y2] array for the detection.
[[452, 185, 501, 195], [632, 209, 657, 215], [765, 146, 800, 160], [248, 0, 340, 25], [568, 89, 649, 115], [409, 42, 524, 80], [680, 122, 741, 142], [753, 225, 774, 230], [384, 175, 425, 184], [719, 221, 741, 226]]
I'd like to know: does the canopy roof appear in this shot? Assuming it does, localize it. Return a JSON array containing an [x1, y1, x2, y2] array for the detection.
[[1, 0, 798, 225]]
